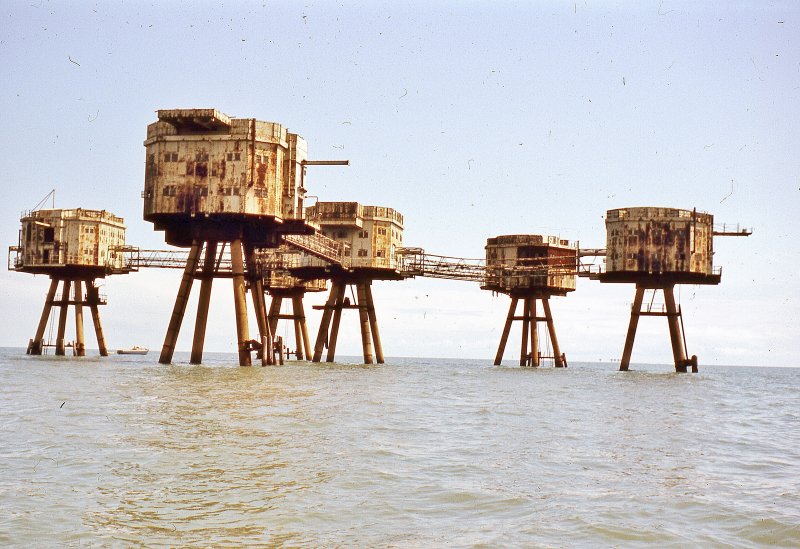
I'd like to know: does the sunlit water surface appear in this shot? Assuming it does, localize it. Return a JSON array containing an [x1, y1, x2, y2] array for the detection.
[[1, 348, 798, 547]]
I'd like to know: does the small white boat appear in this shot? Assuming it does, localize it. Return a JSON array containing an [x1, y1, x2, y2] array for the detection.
[[117, 346, 149, 355]]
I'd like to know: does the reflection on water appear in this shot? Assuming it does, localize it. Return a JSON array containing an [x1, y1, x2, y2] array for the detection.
[[1, 349, 799, 546]]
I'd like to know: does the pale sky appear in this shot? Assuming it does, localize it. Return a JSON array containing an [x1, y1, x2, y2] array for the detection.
[[1, 1, 798, 366]]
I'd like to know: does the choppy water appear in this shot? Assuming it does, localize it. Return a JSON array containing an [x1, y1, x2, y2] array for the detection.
[[1, 348, 798, 547]]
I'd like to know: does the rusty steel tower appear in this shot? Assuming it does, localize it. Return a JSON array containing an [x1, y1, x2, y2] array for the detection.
[[483, 235, 577, 367], [143, 108, 320, 366], [595, 206, 750, 373], [259, 243, 328, 362], [286, 202, 405, 364], [9, 207, 130, 356]]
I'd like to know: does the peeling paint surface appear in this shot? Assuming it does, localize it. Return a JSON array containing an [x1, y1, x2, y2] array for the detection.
[[303, 202, 404, 271], [143, 109, 307, 223], [485, 235, 577, 293], [605, 207, 714, 275], [14, 209, 126, 272]]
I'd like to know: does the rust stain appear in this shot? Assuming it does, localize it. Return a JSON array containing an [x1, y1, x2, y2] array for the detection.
[[256, 162, 268, 186]]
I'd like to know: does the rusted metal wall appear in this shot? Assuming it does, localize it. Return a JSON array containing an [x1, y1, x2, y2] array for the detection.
[[143, 109, 307, 221], [485, 234, 577, 292], [605, 207, 714, 275], [307, 202, 364, 227], [16, 209, 126, 271]]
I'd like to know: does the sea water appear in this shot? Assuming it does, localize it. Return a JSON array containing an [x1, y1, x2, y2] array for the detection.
[[1, 347, 798, 547]]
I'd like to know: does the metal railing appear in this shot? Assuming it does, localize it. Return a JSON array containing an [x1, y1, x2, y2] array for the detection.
[[713, 223, 753, 236], [283, 233, 349, 265]]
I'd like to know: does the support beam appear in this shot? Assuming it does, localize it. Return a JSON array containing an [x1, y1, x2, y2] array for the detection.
[[55, 280, 71, 356], [74, 280, 86, 357], [313, 284, 340, 362], [191, 241, 217, 364], [87, 283, 108, 356], [494, 297, 517, 366], [542, 298, 564, 367], [620, 287, 645, 371], [519, 296, 530, 367], [325, 282, 346, 363], [364, 283, 384, 364], [291, 295, 305, 360], [356, 282, 374, 364], [267, 296, 283, 339], [663, 286, 689, 373], [160, 242, 202, 364], [230, 238, 252, 366], [529, 298, 539, 367], [264, 320, 274, 365], [29, 278, 59, 355], [245, 244, 269, 345]]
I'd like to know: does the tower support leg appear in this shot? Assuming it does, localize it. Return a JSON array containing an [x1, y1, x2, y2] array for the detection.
[[290, 295, 305, 360], [29, 278, 59, 355], [245, 244, 269, 346], [74, 280, 86, 356], [356, 282, 374, 364], [364, 283, 384, 364], [230, 238, 252, 366], [542, 298, 564, 367], [313, 283, 341, 363], [494, 297, 517, 366], [663, 286, 690, 373], [325, 282, 346, 363], [251, 279, 268, 344], [87, 284, 108, 356], [520, 296, 530, 367], [267, 297, 283, 341], [191, 241, 217, 365], [292, 295, 311, 360], [620, 287, 645, 371], [529, 298, 539, 367], [160, 242, 202, 364], [55, 280, 71, 356]]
